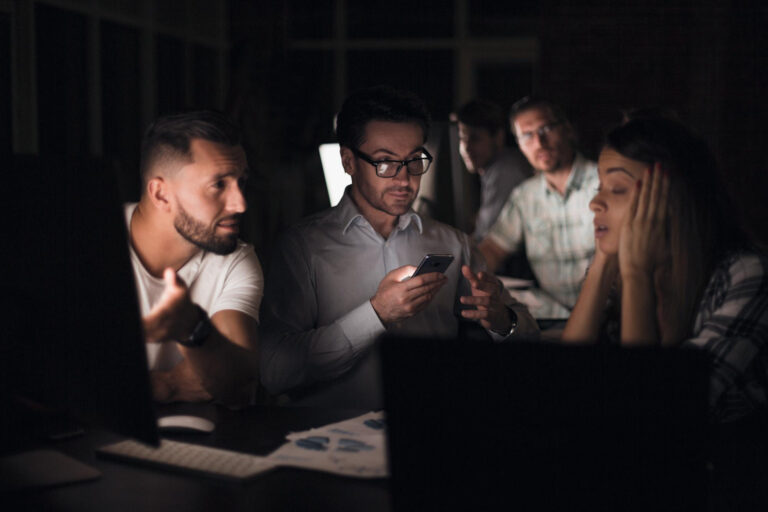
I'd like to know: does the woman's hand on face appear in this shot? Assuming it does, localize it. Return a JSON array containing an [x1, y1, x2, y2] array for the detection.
[[618, 163, 671, 280]]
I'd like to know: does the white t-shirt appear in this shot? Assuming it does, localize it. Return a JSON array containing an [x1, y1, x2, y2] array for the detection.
[[125, 203, 264, 370]]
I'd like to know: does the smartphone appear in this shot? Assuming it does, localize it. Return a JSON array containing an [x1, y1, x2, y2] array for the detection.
[[411, 253, 455, 277]]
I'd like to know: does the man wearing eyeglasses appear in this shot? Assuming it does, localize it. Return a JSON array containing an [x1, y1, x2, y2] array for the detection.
[[479, 97, 598, 312], [260, 86, 537, 407]]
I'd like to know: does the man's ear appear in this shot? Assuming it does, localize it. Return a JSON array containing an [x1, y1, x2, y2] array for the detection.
[[147, 177, 172, 212], [340, 147, 356, 176]]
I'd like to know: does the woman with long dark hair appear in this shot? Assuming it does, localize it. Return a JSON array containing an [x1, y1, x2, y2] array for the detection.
[[562, 117, 768, 422]]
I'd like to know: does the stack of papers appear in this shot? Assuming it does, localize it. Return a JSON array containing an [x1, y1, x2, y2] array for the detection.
[[266, 411, 387, 478]]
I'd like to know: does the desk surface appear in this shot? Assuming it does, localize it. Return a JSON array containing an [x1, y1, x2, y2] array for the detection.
[[7, 402, 768, 511], [6, 404, 391, 512]]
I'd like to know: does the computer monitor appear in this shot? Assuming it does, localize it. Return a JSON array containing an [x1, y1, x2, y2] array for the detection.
[[382, 335, 709, 511], [318, 143, 350, 207], [1, 155, 158, 449]]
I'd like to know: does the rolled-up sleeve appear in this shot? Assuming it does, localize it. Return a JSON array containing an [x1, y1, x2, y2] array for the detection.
[[486, 188, 525, 254]]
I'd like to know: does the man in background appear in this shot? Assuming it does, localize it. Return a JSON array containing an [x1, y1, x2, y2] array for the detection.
[[456, 99, 531, 242], [479, 96, 598, 310]]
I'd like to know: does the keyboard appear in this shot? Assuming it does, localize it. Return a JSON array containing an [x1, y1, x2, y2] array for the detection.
[[97, 439, 276, 482]]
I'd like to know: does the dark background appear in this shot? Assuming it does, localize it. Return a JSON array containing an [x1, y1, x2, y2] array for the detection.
[[3, 0, 767, 266]]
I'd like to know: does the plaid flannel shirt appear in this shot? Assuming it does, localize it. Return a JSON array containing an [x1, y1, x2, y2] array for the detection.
[[486, 153, 598, 308], [600, 250, 768, 423], [685, 251, 768, 423]]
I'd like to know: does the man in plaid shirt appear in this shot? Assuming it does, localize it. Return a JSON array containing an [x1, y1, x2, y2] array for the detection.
[[479, 97, 598, 310]]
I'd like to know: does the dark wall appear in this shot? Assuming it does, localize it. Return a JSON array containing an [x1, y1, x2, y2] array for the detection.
[[228, 0, 768, 256], [534, 0, 767, 246], [17, 1, 767, 264]]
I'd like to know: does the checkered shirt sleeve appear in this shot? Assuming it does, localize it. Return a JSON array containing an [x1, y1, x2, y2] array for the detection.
[[685, 251, 768, 423]]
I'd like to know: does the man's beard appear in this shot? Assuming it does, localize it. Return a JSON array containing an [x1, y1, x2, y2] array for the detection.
[[174, 203, 239, 255]]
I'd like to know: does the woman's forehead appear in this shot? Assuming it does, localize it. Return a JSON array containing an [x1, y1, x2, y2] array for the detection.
[[598, 147, 645, 179]]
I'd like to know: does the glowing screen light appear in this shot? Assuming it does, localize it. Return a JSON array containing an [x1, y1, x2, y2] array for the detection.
[[319, 143, 351, 206]]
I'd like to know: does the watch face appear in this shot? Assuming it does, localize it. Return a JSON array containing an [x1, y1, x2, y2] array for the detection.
[[182, 306, 212, 347], [498, 307, 517, 336], [509, 308, 518, 328]]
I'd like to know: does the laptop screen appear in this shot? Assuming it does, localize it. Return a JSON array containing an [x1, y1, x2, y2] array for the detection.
[[2, 155, 158, 447]]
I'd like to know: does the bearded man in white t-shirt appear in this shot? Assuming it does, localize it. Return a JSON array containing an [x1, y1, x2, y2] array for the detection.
[[127, 111, 263, 405]]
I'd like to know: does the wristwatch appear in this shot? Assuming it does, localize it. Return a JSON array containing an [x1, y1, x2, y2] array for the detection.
[[178, 305, 212, 348], [491, 306, 518, 337]]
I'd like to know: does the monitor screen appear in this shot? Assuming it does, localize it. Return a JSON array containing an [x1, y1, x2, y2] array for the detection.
[[318, 143, 350, 206], [1, 155, 158, 447]]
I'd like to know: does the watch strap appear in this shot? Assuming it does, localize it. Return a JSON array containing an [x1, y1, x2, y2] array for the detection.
[[491, 306, 518, 337], [178, 305, 212, 348]]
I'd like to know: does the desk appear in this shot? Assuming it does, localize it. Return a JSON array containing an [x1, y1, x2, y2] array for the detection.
[[6, 405, 768, 511], [6, 405, 391, 512]]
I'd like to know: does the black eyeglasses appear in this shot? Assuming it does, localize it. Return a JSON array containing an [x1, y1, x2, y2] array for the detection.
[[515, 121, 562, 146], [351, 147, 433, 178]]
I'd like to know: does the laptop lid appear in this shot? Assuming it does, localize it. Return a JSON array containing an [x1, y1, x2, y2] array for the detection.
[[381, 336, 709, 511]]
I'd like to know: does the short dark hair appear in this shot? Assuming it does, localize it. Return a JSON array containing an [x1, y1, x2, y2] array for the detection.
[[335, 85, 431, 149], [139, 110, 242, 187], [509, 96, 569, 126], [456, 99, 506, 134]]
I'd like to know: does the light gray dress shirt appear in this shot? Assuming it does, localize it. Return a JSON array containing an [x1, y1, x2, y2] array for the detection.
[[261, 188, 537, 407]]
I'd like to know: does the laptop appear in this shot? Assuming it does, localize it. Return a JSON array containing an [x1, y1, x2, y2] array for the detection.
[[381, 336, 709, 511]]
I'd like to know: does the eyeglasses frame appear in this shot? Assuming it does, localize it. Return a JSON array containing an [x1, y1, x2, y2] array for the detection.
[[350, 147, 433, 178], [515, 121, 563, 146]]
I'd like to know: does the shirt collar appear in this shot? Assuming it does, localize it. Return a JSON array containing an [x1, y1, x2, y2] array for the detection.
[[566, 153, 589, 191], [540, 152, 588, 196], [337, 186, 423, 235]]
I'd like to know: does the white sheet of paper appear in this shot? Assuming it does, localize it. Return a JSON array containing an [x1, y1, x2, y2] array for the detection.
[[267, 411, 388, 478]]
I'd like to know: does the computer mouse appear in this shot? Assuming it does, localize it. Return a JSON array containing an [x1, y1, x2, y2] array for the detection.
[[157, 415, 215, 434]]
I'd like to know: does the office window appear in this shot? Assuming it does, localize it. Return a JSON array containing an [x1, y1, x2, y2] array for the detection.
[[97, 0, 144, 18], [475, 62, 534, 112], [156, 0, 187, 31], [35, 4, 89, 156], [277, 50, 336, 147], [347, 50, 454, 120], [468, 0, 539, 37], [188, 0, 223, 40], [156, 35, 187, 115], [285, 0, 335, 39], [101, 21, 141, 186], [192, 44, 219, 110], [347, 1, 454, 39], [0, 12, 11, 154]]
